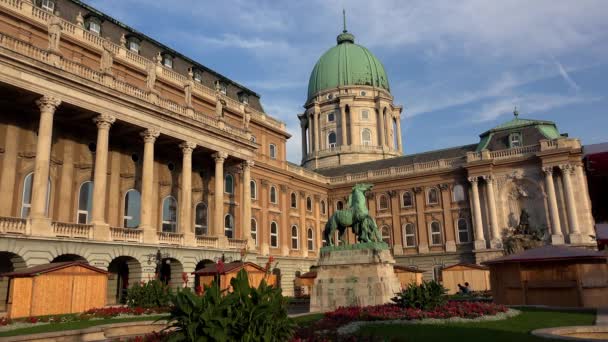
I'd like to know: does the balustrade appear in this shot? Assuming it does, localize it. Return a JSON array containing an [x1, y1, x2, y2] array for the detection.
[[52, 222, 92, 239], [0, 217, 26, 234], [110, 227, 142, 242]]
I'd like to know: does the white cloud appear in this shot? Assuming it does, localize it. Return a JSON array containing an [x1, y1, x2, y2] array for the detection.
[[554, 59, 581, 92]]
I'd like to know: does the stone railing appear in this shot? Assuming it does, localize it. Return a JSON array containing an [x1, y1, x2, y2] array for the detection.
[[0, 216, 26, 234], [196, 235, 219, 248], [286, 162, 329, 184], [540, 138, 581, 151], [110, 227, 143, 242], [227, 238, 247, 249], [52, 222, 92, 239], [0, 0, 286, 132], [310, 145, 394, 159], [157, 231, 183, 245], [490, 144, 540, 160]]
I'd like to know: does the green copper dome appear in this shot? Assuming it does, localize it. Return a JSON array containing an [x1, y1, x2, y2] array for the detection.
[[307, 28, 390, 100]]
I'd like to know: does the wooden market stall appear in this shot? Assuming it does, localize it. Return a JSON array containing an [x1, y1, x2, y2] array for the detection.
[[393, 266, 424, 288], [193, 261, 276, 293], [2, 261, 108, 318], [482, 245, 608, 308], [441, 263, 490, 294], [295, 271, 317, 296]]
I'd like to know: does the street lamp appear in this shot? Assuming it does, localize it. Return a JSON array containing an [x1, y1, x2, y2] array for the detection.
[[145, 249, 169, 276]]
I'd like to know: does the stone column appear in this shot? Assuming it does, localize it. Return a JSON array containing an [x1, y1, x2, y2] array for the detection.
[[299, 191, 308, 258], [0, 123, 19, 217], [469, 177, 486, 250], [340, 105, 348, 146], [378, 110, 385, 148], [575, 164, 593, 239], [140, 128, 160, 243], [314, 111, 320, 154], [560, 164, 581, 243], [483, 175, 500, 248], [29, 96, 61, 236], [308, 115, 314, 153], [439, 184, 456, 252], [213, 152, 228, 247], [90, 114, 116, 240], [180, 141, 196, 246], [543, 167, 564, 244], [385, 111, 392, 149], [395, 116, 403, 153], [242, 160, 254, 249], [299, 118, 307, 160], [413, 187, 429, 253]]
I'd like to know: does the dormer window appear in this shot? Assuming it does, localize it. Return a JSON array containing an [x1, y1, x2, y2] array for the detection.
[[126, 37, 141, 54], [326, 93, 334, 100], [161, 53, 173, 69], [216, 81, 227, 95], [192, 69, 203, 83], [40, 0, 55, 12], [327, 112, 335, 122], [509, 132, 522, 148], [85, 17, 102, 35], [238, 92, 249, 105]]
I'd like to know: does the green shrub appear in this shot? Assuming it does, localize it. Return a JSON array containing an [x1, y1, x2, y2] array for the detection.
[[391, 280, 447, 310], [126, 280, 173, 308], [166, 269, 295, 341]]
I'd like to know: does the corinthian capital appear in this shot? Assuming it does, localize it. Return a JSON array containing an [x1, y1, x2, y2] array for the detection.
[[140, 128, 160, 143], [243, 160, 255, 169], [542, 166, 554, 175], [468, 176, 479, 184], [179, 141, 197, 154], [213, 151, 228, 163], [36, 95, 62, 113], [93, 114, 116, 129], [558, 164, 573, 174]]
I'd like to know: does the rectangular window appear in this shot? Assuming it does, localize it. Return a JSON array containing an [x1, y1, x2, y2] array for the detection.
[[510, 132, 522, 148], [404, 224, 416, 247], [361, 110, 369, 120], [41, 0, 55, 12], [88, 21, 101, 35], [269, 144, 277, 159], [327, 112, 335, 122], [128, 41, 140, 53], [163, 57, 173, 69]]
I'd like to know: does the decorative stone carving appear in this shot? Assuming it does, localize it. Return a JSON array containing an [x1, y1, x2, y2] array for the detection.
[[468, 176, 479, 184], [119, 34, 127, 46], [93, 114, 116, 130], [243, 106, 252, 131], [260, 179, 269, 187], [47, 13, 63, 53], [100, 40, 114, 75], [299, 191, 306, 198], [184, 69, 194, 108], [76, 12, 84, 27], [280, 184, 288, 193], [438, 183, 449, 191], [387, 190, 397, 197], [242, 160, 254, 169], [542, 166, 554, 175], [559, 163, 574, 175], [179, 141, 196, 154], [36, 95, 62, 114], [212, 151, 228, 163], [413, 186, 422, 194], [140, 128, 160, 143], [145, 62, 157, 91], [215, 96, 226, 119]]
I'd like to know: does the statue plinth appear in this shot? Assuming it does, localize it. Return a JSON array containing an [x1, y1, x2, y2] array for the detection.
[[311, 243, 401, 312]]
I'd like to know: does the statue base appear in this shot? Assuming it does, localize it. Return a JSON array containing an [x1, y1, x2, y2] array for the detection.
[[311, 243, 401, 312]]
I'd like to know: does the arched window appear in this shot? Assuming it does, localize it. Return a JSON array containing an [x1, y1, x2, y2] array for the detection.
[[161, 196, 178, 232], [402, 191, 413, 208], [430, 221, 442, 245], [77, 181, 94, 224], [457, 218, 470, 243], [290, 192, 297, 208], [269, 144, 277, 159], [321, 200, 326, 215], [361, 129, 372, 146], [291, 225, 299, 250], [336, 200, 344, 210], [378, 194, 389, 210], [427, 188, 439, 205], [224, 174, 234, 194], [307, 227, 314, 251], [85, 17, 102, 35], [224, 214, 234, 238], [20, 172, 51, 218], [452, 184, 466, 202], [403, 223, 416, 248], [194, 202, 208, 235], [123, 189, 141, 228], [250, 180, 257, 200], [270, 222, 279, 248], [328, 131, 337, 149], [381, 226, 392, 245], [270, 186, 278, 204], [306, 196, 312, 212], [251, 218, 258, 245]]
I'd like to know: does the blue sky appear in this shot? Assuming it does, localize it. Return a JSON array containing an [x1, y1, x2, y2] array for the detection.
[[86, 0, 608, 163]]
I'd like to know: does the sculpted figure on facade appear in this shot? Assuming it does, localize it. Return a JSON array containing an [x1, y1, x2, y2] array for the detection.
[[215, 96, 226, 119], [145, 62, 156, 91], [184, 69, 194, 108], [76, 12, 84, 27], [243, 105, 251, 131], [100, 40, 114, 75], [47, 12, 63, 53]]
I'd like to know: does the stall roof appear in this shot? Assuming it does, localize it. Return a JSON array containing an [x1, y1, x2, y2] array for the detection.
[[394, 265, 425, 273], [192, 261, 266, 276], [297, 271, 317, 279], [482, 245, 606, 265], [1, 261, 107, 278], [442, 263, 489, 271]]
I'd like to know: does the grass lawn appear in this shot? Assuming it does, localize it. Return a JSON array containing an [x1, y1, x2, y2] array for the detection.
[[0, 315, 168, 338], [357, 307, 595, 342]]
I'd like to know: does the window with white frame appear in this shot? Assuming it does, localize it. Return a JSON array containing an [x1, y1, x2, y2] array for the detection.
[[216, 81, 227, 95], [328, 131, 337, 149], [269, 144, 277, 159], [427, 188, 439, 205], [378, 194, 389, 210], [123, 189, 141, 228], [270, 221, 279, 248], [509, 132, 522, 148], [40, 0, 55, 12], [127, 37, 140, 54], [77, 181, 94, 224], [161, 196, 178, 232], [403, 223, 416, 247], [381, 226, 392, 245], [336, 200, 344, 210], [321, 200, 326, 215], [86, 17, 101, 35], [306, 196, 312, 212], [193, 69, 203, 83], [290, 192, 297, 208], [307, 227, 314, 251], [270, 186, 278, 204], [291, 225, 299, 249], [251, 219, 258, 245], [224, 174, 234, 194], [327, 112, 335, 122], [452, 184, 466, 202], [457, 218, 470, 243], [20, 173, 51, 218], [194, 202, 208, 235], [361, 110, 369, 120], [162, 54, 173, 69], [402, 191, 413, 208], [238, 92, 249, 104], [224, 214, 234, 238], [250, 180, 257, 200], [430, 221, 442, 245], [361, 129, 372, 146]]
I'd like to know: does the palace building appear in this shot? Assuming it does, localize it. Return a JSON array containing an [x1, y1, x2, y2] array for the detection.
[[0, 0, 596, 309]]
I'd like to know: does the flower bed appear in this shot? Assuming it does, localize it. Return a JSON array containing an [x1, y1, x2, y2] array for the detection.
[[293, 301, 513, 341]]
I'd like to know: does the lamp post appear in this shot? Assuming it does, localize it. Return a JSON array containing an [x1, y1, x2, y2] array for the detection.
[[145, 248, 169, 279]]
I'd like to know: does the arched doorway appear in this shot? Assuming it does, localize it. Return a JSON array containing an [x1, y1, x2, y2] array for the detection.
[[159, 258, 184, 289], [107, 256, 142, 305], [52, 254, 87, 263], [194, 259, 214, 290], [0, 252, 26, 313]]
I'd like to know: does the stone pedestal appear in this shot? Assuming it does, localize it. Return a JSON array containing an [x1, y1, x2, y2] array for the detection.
[[311, 243, 401, 312]]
